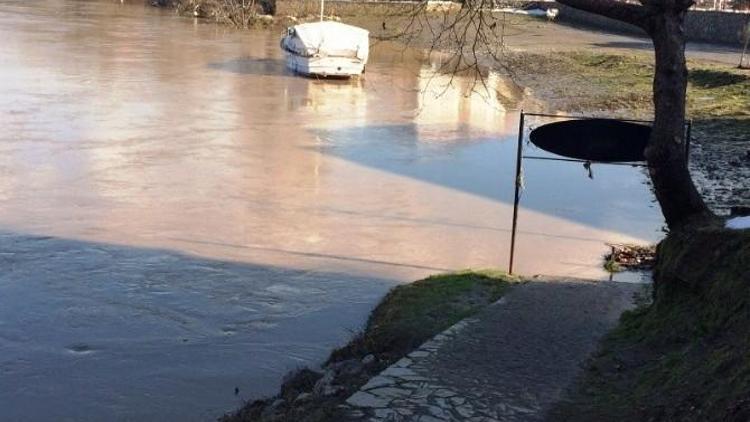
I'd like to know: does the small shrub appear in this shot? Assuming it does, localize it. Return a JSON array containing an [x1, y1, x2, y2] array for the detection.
[[173, 0, 275, 26]]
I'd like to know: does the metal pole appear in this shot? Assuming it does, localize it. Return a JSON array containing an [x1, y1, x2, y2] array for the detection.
[[686, 119, 692, 163], [509, 111, 525, 275], [320, 0, 324, 21]]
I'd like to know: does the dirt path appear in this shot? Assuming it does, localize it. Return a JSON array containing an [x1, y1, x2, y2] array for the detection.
[[501, 21, 745, 66], [343, 278, 643, 421]]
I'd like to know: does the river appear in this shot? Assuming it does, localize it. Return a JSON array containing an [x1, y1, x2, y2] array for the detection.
[[0, 1, 663, 420]]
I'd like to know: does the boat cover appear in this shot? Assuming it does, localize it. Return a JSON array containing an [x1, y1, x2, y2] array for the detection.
[[282, 21, 369, 61]]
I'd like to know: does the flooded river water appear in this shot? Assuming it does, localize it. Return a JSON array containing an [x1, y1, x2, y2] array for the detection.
[[0, 1, 663, 420]]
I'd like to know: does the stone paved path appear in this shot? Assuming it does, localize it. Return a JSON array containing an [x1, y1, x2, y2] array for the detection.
[[343, 278, 643, 421]]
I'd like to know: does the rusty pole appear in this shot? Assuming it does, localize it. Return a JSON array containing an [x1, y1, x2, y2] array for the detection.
[[509, 111, 524, 275]]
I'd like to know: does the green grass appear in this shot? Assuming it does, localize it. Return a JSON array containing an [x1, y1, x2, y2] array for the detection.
[[507, 51, 750, 120], [687, 67, 750, 118], [328, 269, 516, 363], [549, 226, 750, 422]]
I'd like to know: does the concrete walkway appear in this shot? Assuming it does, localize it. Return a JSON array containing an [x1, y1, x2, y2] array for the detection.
[[343, 278, 643, 421]]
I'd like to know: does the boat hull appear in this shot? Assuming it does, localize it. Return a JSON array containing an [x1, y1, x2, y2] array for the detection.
[[283, 52, 365, 78]]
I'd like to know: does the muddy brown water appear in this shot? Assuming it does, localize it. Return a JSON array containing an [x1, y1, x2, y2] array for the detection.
[[0, 1, 663, 420]]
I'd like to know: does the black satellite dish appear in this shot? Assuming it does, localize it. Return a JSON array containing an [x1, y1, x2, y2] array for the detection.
[[529, 119, 651, 163]]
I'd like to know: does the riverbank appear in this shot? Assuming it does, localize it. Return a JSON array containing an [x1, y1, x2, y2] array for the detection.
[[340, 278, 643, 421], [156, 0, 749, 211], [151, 0, 276, 26], [154, 0, 748, 212], [252, 36, 745, 422], [148, 4, 748, 419], [226, 226, 750, 422], [549, 223, 750, 421], [220, 271, 517, 421]]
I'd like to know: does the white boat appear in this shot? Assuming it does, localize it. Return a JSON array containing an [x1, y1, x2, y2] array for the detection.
[[280, 21, 369, 78]]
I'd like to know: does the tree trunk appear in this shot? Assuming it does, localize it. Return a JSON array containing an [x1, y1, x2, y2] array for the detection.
[[645, 10, 712, 229], [555, 0, 714, 229]]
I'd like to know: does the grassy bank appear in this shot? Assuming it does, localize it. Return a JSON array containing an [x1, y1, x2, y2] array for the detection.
[[330, 269, 512, 362], [549, 225, 750, 421], [506, 51, 749, 154], [222, 270, 517, 422]]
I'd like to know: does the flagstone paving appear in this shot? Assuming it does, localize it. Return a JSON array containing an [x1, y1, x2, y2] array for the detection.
[[343, 278, 644, 421]]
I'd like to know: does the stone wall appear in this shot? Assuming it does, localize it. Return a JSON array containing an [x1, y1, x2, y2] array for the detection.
[[276, 0, 418, 17], [554, 3, 750, 46], [685, 9, 750, 44]]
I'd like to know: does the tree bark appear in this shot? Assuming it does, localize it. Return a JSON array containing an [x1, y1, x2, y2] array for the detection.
[[646, 9, 711, 228], [644, 9, 712, 229]]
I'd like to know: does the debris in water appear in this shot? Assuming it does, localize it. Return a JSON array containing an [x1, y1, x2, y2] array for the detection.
[[604, 243, 656, 272]]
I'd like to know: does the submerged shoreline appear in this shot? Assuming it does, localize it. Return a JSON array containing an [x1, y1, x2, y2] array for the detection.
[[150, 0, 748, 214], [2, 2, 744, 420], [220, 271, 518, 421], [183, 7, 749, 421]]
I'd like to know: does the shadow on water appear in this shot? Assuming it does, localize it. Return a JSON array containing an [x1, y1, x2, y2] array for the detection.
[[0, 230, 394, 422], [309, 123, 664, 240]]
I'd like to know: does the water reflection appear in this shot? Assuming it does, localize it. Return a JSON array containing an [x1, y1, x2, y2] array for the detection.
[[414, 66, 518, 136]]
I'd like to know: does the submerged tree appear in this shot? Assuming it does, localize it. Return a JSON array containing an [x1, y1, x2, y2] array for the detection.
[[393, 0, 714, 229]]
